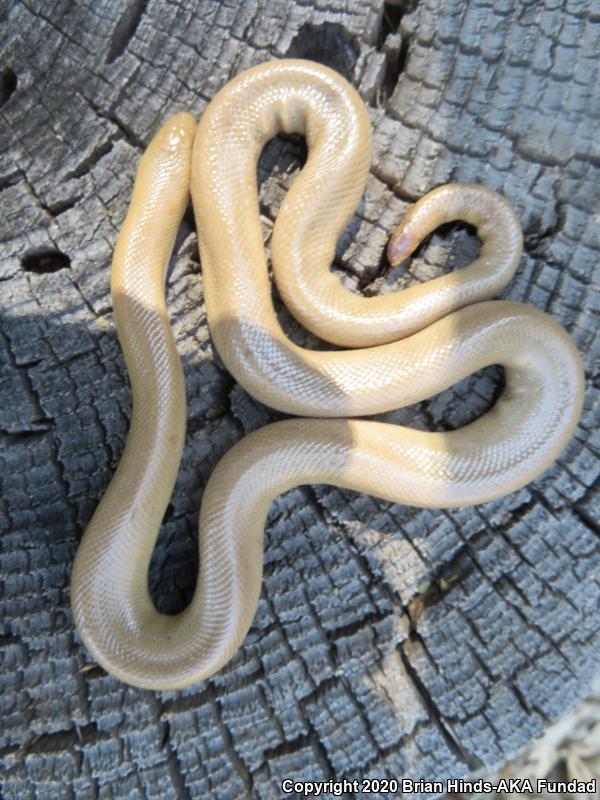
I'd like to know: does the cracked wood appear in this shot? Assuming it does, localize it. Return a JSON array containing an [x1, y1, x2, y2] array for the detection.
[[0, 0, 599, 798]]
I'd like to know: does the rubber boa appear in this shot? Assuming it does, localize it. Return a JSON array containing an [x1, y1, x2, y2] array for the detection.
[[71, 60, 584, 689]]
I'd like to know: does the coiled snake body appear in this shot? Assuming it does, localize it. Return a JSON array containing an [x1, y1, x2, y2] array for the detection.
[[71, 61, 584, 690]]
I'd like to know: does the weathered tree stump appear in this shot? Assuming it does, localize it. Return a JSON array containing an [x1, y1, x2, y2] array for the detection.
[[1, 0, 598, 797]]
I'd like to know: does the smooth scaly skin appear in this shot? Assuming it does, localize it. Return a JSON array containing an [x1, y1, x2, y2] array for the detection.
[[71, 60, 584, 690]]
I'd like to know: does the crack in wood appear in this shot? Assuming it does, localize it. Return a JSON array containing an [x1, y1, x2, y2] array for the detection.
[[1, 0, 599, 794], [106, 0, 148, 64]]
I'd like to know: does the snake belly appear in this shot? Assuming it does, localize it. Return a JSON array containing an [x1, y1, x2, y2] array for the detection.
[[71, 60, 584, 690]]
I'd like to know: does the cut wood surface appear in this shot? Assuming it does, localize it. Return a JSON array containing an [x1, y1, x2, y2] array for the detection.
[[1, 0, 599, 797]]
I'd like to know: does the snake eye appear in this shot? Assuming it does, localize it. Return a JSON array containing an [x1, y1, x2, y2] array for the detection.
[[154, 113, 196, 155], [165, 124, 188, 148]]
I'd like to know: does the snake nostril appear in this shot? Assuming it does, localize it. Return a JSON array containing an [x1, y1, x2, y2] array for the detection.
[[21, 247, 71, 274], [0, 67, 17, 108]]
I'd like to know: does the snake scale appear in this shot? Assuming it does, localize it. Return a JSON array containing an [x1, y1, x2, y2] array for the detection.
[[71, 60, 584, 690]]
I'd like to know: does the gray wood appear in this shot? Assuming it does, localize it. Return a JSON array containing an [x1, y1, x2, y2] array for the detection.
[[1, 0, 599, 797]]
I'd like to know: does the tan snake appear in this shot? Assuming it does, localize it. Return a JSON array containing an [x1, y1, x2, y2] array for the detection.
[[71, 60, 584, 690]]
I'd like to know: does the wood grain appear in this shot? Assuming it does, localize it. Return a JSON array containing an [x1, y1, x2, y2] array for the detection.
[[0, 0, 598, 796]]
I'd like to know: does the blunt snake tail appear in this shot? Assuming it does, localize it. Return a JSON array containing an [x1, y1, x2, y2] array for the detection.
[[71, 60, 584, 690]]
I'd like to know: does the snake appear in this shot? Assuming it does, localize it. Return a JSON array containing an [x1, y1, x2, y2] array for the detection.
[[71, 60, 584, 690]]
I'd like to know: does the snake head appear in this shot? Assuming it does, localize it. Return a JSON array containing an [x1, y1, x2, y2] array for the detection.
[[155, 112, 197, 153], [387, 225, 417, 266]]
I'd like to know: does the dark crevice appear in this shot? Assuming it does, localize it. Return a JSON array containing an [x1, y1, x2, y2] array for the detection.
[[328, 610, 392, 643], [572, 504, 600, 537], [160, 720, 170, 750], [144, 695, 192, 800], [161, 502, 175, 525], [213, 701, 254, 796], [295, 693, 339, 779], [407, 572, 458, 617], [87, 99, 145, 150], [523, 203, 565, 253], [383, 33, 409, 101], [417, 363, 505, 432], [65, 140, 114, 180], [503, 671, 537, 715], [396, 645, 484, 771], [375, 3, 411, 102], [262, 733, 312, 762], [370, 163, 420, 200], [106, 0, 148, 63], [162, 673, 232, 715], [0, 328, 54, 435], [182, 201, 196, 235], [22, 175, 56, 219], [511, 681, 550, 724], [493, 499, 539, 540], [78, 664, 106, 680], [312, 491, 485, 772], [162, 724, 192, 800], [21, 247, 71, 274], [1, 428, 51, 446], [285, 22, 359, 81], [257, 133, 307, 197], [47, 195, 82, 216], [358, 245, 390, 292], [0, 67, 17, 108], [0, 170, 22, 190], [377, 3, 403, 48], [25, 723, 99, 754], [427, 220, 480, 255], [149, 530, 198, 615]]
